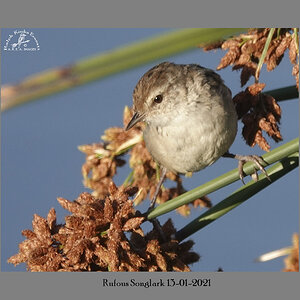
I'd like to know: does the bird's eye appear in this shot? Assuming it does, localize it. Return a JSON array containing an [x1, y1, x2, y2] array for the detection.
[[154, 95, 163, 104]]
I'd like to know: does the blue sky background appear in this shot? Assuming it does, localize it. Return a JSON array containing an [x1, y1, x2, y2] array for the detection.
[[1, 28, 298, 272]]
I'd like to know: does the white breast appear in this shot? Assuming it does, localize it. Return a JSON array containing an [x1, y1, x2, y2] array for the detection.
[[143, 100, 237, 174]]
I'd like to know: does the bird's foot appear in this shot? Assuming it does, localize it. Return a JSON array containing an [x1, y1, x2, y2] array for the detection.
[[223, 152, 271, 184]]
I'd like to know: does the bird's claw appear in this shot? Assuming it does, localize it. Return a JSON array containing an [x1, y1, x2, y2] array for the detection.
[[236, 154, 271, 184], [238, 160, 246, 184]]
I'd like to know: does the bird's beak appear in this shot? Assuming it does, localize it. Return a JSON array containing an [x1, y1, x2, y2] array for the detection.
[[125, 112, 145, 131]]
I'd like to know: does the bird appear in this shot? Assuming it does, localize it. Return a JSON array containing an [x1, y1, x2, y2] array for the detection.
[[126, 62, 269, 209]]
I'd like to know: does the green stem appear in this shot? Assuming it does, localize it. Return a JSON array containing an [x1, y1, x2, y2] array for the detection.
[[265, 85, 299, 101], [147, 138, 299, 219], [175, 152, 299, 241], [122, 170, 134, 187], [293, 28, 299, 54], [2, 28, 246, 111], [255, 28, 275, 81]]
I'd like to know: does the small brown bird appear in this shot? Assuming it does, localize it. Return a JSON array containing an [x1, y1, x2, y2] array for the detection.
[[126, 62, 269, 209]]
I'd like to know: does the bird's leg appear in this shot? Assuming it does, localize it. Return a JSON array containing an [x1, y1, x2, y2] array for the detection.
[[223, 152, 271, 184], [149, 166, 167, 210], [146, 166, 168, 242]]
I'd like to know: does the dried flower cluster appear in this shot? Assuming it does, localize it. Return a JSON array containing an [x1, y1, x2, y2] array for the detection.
[[233, 82, 282, 151], [283, 233, 299, 272], [203, 28, 299, 151], [8, 183, 199, 271], [79, 106, 211, 216], [205, 28, 299, 87]]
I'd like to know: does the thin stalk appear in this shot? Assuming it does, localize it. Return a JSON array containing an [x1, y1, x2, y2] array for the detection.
[[265, 85, 299, 102], [147, 138, 299, 219], [255, 28, 275, 81], [175, 152, 299, 241], [293, 28, 299, 54], [122, 170, 134, 187], [2, 28, 246, 111]]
